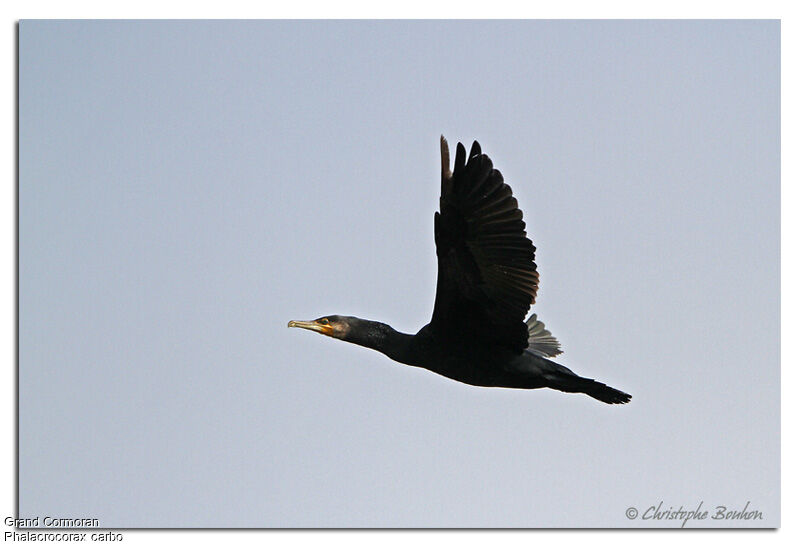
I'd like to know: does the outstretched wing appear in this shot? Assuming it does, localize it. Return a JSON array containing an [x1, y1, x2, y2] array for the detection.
[[430, 136, 539, 352], [526, 313, 562, 358]]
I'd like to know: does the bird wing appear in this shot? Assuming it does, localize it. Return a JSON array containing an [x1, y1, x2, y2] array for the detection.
[[430, 137, 539, 352], [525, 313, 562, 358]]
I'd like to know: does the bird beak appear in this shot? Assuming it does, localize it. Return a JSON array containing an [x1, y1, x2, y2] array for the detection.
[[287, 320, 333, 336]]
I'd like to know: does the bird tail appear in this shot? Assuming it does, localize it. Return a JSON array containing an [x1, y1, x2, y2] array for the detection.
[[544, 363, 631, 405]]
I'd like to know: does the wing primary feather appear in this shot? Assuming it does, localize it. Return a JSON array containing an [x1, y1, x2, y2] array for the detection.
[[453, 142, 467, 177], [440, 135, 452, 189], [469, 140, 482, 158]]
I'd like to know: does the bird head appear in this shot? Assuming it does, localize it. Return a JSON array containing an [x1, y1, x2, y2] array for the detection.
[[287, 315, 351, 339]]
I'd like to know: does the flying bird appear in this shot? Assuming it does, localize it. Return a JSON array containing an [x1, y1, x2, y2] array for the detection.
[[289, 137, 631, 404]]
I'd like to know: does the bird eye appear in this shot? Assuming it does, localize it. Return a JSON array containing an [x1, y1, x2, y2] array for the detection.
[[319, 318, 330, 325]]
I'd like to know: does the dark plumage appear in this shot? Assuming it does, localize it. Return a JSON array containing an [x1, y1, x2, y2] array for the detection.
[[289, 137, 631, 404]]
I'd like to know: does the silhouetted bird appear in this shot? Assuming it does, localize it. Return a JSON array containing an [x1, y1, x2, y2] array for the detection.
[[289, 137, 631, 404]]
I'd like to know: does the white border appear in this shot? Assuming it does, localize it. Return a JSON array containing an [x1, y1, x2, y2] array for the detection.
[[3, 2, 794, 546]]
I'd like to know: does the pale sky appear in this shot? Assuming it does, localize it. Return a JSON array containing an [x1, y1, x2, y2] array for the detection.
[[19, 20, 779, 527]]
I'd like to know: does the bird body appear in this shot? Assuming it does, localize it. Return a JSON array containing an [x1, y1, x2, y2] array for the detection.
[[289, 137, 631, 404]]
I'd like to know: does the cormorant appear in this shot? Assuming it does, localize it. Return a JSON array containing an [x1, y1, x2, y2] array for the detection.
[[289, 137, 631, 404]]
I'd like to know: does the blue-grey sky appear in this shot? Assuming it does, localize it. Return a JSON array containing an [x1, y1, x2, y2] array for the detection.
[[19, 20, 779, 527]]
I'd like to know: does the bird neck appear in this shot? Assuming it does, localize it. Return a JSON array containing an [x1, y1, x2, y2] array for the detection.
[[344, 320, 417, 365]]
